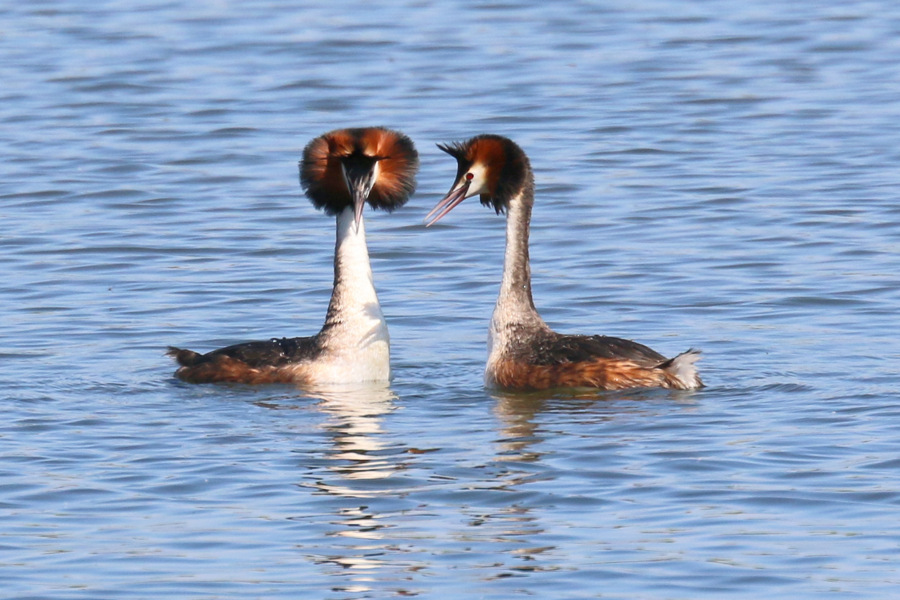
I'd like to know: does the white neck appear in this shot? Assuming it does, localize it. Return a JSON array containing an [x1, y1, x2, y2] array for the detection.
[[328, 208, 380, 314], [315, 207, 390, 381]]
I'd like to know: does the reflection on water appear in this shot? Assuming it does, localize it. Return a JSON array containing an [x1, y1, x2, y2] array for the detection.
[[274, 384, 410, 589], [491, 387, 701, 463], [313, 383, 399, 486], [492, 392, 547, 463]]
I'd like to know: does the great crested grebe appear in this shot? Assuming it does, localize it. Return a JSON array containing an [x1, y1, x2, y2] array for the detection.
[[425, 134, 703, 391], [168, 127, 418, 385]]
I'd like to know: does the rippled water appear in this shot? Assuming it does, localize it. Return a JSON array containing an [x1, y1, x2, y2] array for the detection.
[[3, 0, 900, 598]]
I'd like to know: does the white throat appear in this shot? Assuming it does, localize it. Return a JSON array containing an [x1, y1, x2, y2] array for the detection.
[[333, 207, 380, 307]]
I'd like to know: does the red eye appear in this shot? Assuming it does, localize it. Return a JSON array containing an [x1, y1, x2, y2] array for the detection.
[[465, 173, 474, 180]]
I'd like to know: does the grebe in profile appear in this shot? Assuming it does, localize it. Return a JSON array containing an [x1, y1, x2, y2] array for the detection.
[[168, 127, 418, 385], [425, 134, 702, 391]]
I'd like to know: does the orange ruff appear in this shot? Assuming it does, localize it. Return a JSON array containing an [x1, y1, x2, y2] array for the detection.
[[301, 127, 418, 210], [490, 358, 689, 391]]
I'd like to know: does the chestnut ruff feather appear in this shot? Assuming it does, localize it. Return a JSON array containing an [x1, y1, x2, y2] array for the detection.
[[300, 127, 418, 215]]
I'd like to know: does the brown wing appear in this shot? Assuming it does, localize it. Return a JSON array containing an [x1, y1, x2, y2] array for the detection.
[[491, 330, 676, 391], [177, 336, 322, 368], [522, 331, 668, 367], [168, 336, 323, 384]]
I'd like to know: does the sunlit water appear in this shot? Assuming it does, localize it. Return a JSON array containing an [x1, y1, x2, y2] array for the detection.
[[3, 1, 900, 598]]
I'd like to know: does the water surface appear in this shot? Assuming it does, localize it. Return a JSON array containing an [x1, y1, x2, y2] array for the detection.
[[3, 1, 900, 598]]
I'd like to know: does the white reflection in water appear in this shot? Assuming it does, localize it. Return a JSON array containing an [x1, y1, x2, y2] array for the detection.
[[295, 384, 406, 587], [313, 382, 399, 484]]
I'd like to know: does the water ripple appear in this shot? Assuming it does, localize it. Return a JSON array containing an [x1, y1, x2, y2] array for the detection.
[[2, 0, 900, 598]]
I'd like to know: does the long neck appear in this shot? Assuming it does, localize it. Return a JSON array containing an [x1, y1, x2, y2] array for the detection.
[[322, 207, 384, 335], [493, 186, 547, 332]]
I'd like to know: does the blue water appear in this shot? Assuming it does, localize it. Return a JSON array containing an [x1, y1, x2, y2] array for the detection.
[[3, 1, 900, 598]]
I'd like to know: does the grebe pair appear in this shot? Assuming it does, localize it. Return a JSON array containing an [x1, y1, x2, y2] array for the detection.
[[169, 129, 702, 391]]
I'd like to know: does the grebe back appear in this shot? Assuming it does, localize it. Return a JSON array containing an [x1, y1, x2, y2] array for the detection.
[[168, 127, 418, 385]]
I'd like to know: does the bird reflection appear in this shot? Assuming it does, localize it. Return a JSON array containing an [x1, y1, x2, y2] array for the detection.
[[274, 382, 405, 496], [483, 388, 686, 576], [491, 389, 617, 462], [314, 383, 399, 486], [491, 391, 549, 463], [255, 384, 698, 589], [269, 383, 416, 590], [492, 387, 699, 461]]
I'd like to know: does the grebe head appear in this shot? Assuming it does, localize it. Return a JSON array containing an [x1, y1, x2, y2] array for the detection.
[[300, 127, 419, 227], [425, 134, 531, 227]]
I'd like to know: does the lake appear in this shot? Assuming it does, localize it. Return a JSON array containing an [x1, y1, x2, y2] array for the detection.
[[2, 0, 900, 598]]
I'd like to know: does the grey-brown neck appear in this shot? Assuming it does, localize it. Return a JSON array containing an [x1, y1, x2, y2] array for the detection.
[[491, 179, 549, 338]]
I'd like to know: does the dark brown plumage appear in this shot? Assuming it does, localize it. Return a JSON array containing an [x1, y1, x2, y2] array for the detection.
[[167, 337, 323, 384]]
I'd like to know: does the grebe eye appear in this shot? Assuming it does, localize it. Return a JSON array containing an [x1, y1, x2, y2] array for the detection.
[[465, 173, 474, 180]]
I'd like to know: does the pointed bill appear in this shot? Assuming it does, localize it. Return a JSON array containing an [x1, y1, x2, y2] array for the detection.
[[352, 184, 366, 230], [342, 160, 377, 232], [424, 180, 471, 227]]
